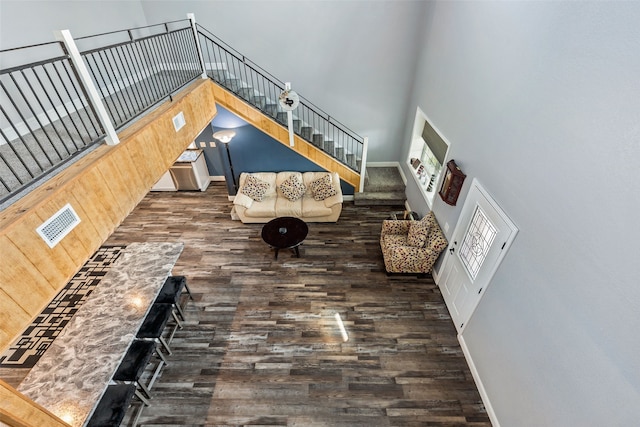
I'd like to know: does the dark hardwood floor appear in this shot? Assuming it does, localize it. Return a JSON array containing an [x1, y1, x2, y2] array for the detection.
[[56, 182, 493, 426]]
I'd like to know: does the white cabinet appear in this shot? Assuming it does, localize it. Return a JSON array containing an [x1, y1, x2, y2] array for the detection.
[[151, 150, 210, 192], [151, 170, 177, 191]]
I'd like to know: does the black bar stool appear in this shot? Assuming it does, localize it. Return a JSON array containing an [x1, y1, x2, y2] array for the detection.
[[113, 339, 166, 399], [155, 276, 193, 321], [136, 303, 175, 356], [87, 383, 147, 427]]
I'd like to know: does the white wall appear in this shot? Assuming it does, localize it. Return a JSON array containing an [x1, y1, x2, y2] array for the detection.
[[138, 0, 425, 162], [0, 0, 149, 76], [404, 1, 640, 425], [1, 0, 423, 161], [0, 0, 148, 48]]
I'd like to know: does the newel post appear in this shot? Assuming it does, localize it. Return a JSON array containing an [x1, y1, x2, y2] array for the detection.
[[187, 13, 208, 80], [358, 136, 369, 193], [54, 29, 119, 145]]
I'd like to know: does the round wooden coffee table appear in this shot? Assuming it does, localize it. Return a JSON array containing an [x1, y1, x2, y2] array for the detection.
[[261, 217, 308, 260]]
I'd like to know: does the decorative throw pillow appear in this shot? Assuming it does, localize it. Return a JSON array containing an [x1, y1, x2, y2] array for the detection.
[[426, 229, 449, 253], [310, 174, 337, 201], [241, 174, 270, 201], [407, 221, 430, 247], [279, 174, 306, 201]]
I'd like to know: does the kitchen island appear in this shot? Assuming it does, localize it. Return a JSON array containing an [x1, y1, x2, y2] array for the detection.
[[17, 242, 184, 426]]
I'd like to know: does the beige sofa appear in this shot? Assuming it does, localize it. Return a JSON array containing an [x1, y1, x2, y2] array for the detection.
[[232, 171, 343, 223]]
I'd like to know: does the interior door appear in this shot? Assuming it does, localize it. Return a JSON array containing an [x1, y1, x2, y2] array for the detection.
[[439, 178, 518, 333]]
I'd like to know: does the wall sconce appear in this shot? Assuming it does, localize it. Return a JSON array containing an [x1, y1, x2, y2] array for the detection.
[[213, 130, 237, 191]]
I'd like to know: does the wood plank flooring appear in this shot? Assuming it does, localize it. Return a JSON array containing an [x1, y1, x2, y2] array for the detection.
[[73, 182, 490, 426]]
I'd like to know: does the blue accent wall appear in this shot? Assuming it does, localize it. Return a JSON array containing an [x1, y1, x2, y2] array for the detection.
[[199, 104, 354, 196], [193, 123, 224, 176]]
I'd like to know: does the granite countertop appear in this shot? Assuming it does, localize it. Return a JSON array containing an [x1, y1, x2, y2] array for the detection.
[[17, 242, 184, 426], [175, 149, 201, 163]]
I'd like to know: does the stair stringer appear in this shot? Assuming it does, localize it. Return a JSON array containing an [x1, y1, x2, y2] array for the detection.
[[211, 83, 362, 191]]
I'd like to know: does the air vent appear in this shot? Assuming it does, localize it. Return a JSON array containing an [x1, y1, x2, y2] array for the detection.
[[173, 111, 185, 131], [36, 203, 81, 248]]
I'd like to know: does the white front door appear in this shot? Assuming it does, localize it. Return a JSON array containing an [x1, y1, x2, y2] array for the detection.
[[439, 179, 518, 333]]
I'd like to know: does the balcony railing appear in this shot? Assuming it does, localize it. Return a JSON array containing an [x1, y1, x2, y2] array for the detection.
[[1, 41, 104, 202], [0, 15, 365, 206], [0, 19, 202, 205], [75, 19, 201, 129]]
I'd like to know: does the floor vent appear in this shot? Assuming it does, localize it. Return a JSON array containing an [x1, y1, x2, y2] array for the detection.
[[36, 203, 81, 248]]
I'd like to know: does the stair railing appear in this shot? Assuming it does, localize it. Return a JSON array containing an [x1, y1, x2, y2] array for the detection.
[[196, 25, 364, 173]]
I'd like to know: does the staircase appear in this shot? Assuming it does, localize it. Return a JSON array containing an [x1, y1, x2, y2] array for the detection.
[[197, 25, 365, 183], [354, 166, 406, 206], [207, 69, 362, 172]]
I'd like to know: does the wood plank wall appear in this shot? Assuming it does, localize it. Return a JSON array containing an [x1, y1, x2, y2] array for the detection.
[[210, 84, 363, 190], [0, 379, 70, 427], [0, 79, 218, 425]]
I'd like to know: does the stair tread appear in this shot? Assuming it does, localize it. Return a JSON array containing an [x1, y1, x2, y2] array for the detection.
[[355, 191, 405, 200], [365, 184, 405, 192], [353, 190, 406, 206]]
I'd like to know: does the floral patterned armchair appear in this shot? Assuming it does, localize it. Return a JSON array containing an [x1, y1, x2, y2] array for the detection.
[[380, 211, 449, 274]]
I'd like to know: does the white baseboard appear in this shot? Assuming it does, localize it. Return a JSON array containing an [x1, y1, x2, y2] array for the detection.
[[458, 334, 500, 427], [210, 175, 226, 182], [397, 165, 407, 185], [404, 201, 412, 212]]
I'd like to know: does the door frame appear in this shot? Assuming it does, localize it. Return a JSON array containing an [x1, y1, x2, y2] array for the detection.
[[437, 178, 518, 332]]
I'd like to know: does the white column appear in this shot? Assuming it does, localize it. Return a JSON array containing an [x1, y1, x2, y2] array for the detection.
[[358, 136, 369, 193], [187, 13, 208, 79], [54, 29, 119, 145], [285, 82, 295, 147]]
